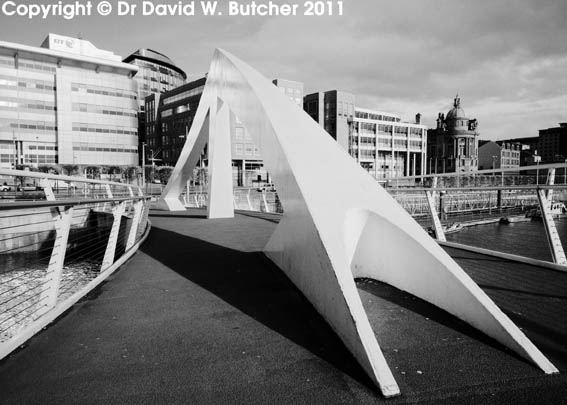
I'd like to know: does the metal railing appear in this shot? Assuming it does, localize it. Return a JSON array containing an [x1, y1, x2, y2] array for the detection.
[[177, 163, 567, 270], [0, 169, 151, 359], [183, 187, 284, 214], [382, 163, 567, 269]]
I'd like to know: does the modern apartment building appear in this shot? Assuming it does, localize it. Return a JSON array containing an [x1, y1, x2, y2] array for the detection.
[[0, 34, 139, 168]]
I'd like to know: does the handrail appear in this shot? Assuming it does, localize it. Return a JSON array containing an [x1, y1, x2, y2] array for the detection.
[[0, 196, 151, 211], [0, 168, 133, 187], [387, 185, 567, 192], [382, 162, 564, 182]]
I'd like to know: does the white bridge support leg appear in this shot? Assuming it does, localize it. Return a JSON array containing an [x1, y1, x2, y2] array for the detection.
[[207, 99, 234, 219], [261, 189, 270, 213], [546, 168, 556, 201], [40, 206, 73, 313], [102, 202, 125, 270], [425, 177, 445, 241], [158, 49, 558, 396], [126, 200, 143, 251], [537, 189, 567, 265]]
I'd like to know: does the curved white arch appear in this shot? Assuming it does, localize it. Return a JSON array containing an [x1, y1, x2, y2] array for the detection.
[[158, 49, 557, 396]]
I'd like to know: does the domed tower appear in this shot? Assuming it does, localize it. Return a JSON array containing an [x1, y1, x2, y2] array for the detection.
[[428, 95, 479, 173]]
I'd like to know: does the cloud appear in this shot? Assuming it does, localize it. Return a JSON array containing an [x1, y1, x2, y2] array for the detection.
[[1, 0, 564, 140]]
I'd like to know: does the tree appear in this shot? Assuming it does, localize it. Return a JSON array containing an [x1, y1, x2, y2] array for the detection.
[[84, 166, 101, 179], [123, 166, 141, 184], [38, 165, 59, 174], [157, 166, 174, 185], [107, 166, 122, 182], [61, 164, 79, 176]]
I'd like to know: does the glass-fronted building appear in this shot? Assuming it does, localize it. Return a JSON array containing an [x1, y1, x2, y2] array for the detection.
[[145, 77, 206, 166], [123, 49, 187, 164], [0, 34, 139, 168]]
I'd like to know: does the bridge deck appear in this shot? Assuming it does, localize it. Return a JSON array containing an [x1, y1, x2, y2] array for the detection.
[[0, 209, 566, 403]]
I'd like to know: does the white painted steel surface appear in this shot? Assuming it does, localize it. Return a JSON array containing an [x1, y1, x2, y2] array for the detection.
[[207, 99, 235, 218], [159, 49, 558, 396]]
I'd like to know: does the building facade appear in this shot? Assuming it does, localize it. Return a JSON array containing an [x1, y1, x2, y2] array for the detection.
[[145, 77, 206, 166], [538, 123, 567, 163], [478, 141, 521, 170], [496, 136, 539, 166], [352, 108, 427, 178], [304, 90, 426, 178], [123, 49, 187, 164], [304, 90, 355, 150], [0, 34, 139, 169], [427, 96, 479, 173], [272, 79, 304, 107], [146, 78, 306, 186]]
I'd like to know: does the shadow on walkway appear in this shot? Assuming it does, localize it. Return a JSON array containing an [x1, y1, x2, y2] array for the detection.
[[141, 225, 375, 389]]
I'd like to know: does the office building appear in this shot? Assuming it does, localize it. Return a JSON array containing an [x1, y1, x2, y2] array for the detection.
[[145, 77, 206, 166], [304, 90, 355, 150], [0, 34, 139, 169], [538, 123, 567, 163], [230, 79, 305, 185], [478, 140, 521, 170], [123, 49, 187, 164], [272, 79, 304, 107], [146, 78, 308, 186], [352, 108, 427, 178], [304, 90, 426, 178], [427, 96, 479, 173]]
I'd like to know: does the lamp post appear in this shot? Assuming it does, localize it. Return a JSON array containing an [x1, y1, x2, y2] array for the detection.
[[12, 131, 17, 169], [142, 142, 146, 190]]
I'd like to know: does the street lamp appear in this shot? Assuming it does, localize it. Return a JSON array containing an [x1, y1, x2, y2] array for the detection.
[[12, 131, 17, 169], [142, 142, 146, 189]]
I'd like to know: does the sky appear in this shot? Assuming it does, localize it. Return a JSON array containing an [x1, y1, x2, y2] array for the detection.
[[1, 0, 566, 140]]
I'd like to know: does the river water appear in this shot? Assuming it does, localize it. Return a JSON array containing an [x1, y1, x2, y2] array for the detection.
[[446, 218, 567, 262]]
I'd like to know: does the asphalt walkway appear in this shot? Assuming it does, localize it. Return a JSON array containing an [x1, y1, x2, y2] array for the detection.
[[0, 209, 565, 404]]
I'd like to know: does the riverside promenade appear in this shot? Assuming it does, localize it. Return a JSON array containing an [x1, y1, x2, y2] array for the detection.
[[0, 209, 566, 403]]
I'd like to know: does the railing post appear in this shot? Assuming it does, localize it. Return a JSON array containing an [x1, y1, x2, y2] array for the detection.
[[136, 198, 150, 241], [425, 177, 446, 241], [546, 168, 555, 201], [39, 206, 74, 313], [41, 178, 55, 201], [262, 189, 270, 213], [247, 189, 253, 210], [537, 188, 567, 265], [101, 201, 125, 270], [103, 184, 113, 212], [126, 199, 143, 251]]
